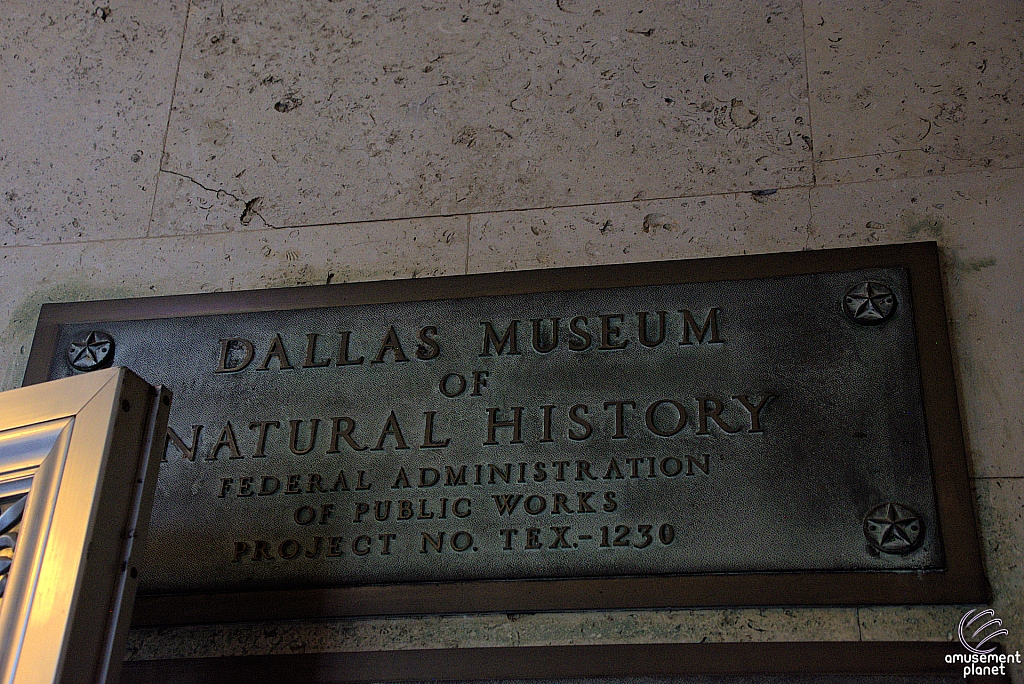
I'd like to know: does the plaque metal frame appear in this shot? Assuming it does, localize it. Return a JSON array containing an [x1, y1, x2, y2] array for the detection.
[[23, 241, 988, 624]]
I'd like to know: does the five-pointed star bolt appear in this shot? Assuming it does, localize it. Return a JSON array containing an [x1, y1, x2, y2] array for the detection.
[[865, 502, 923, 554], [844, 282, 896, 324], [67, 331, 114, 371]]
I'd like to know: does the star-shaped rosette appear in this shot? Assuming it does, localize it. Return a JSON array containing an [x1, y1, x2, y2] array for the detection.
[[864, 502, 924, 555], [844, 282, 896, 324], [67, 331, 114, 371]]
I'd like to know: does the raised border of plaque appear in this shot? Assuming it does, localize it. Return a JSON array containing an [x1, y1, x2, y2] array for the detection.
[[23, 241, 988, 625]]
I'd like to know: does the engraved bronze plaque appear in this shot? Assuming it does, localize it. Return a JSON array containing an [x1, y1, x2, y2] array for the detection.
[[24, 242, 987, 623]]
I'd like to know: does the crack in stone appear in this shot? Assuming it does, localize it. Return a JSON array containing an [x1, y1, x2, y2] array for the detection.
[[821, 148, 926, 163], [161, 169, 279, 229], [239, 197, 264, 226]]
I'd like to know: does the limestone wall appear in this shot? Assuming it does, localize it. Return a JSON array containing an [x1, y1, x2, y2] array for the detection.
[[1, 0, 1022, 674]]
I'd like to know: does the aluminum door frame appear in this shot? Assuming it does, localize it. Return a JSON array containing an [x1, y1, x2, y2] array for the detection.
[[0, 368, 170, 684]]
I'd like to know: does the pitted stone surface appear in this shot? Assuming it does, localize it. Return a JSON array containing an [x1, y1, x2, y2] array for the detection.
[[0, 1, 187, 246], [124, 607, 860, 659], [805, 0, 1024, 184], [160, 0, 812, 229], [973, 478, 1024, 673], [467, 188, 812, 273]]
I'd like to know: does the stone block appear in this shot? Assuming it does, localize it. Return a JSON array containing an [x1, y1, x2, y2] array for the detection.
[[161, 0, 812, 229], [805, 0, 1024, 184], [467, 187, 811, 273], [0, 1, 187, 245]]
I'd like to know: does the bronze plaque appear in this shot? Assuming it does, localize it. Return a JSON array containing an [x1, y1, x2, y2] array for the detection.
[[24, 242, 987, 623]]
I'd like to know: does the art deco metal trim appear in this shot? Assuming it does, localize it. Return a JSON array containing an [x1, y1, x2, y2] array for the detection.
[[0, 368, 170, 684]]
